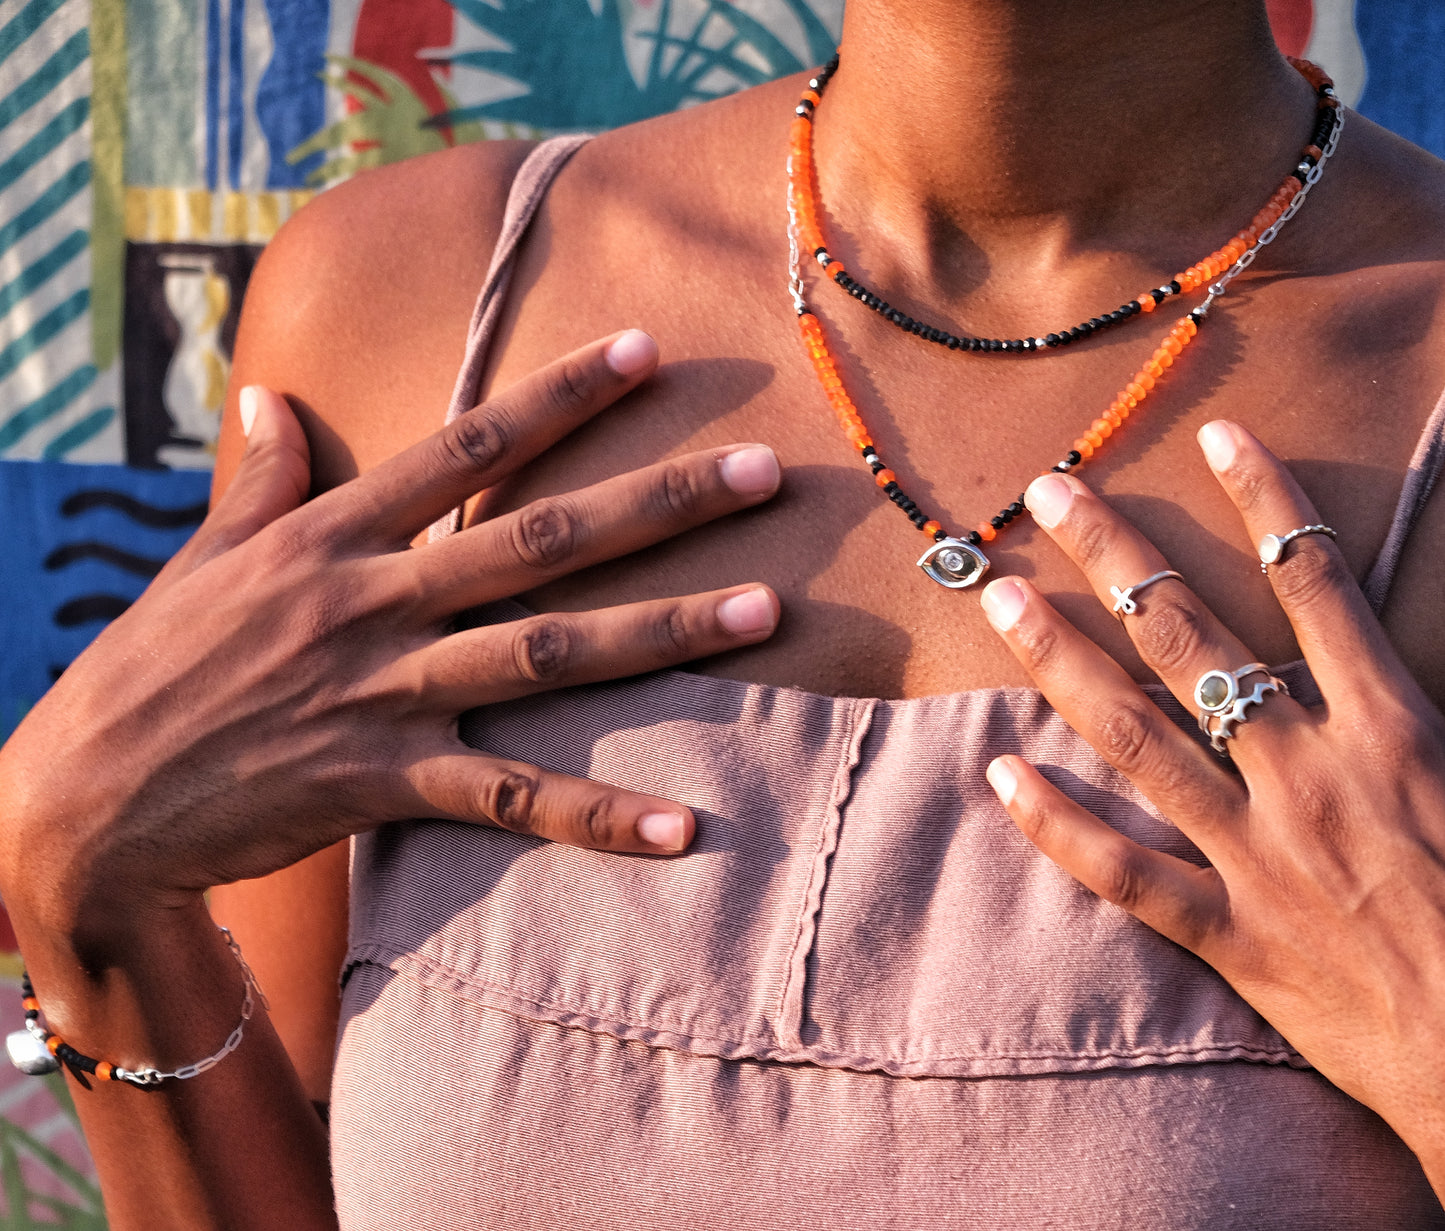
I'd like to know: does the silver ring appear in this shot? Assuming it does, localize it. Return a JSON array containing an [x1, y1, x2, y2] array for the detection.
[[1194, 661, 1290, 755], [1110, 569, 1185, 622], [1257, 524, 1336, 574]]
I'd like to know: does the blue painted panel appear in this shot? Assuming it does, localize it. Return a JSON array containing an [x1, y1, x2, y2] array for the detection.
[[0, 460, 209, 740]]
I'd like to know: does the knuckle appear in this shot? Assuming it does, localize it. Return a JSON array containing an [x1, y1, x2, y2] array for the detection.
[[1226, 459, 1271, 514], [1096, 703, 1165, 778], [1098, 848, 1154, 916], [511, 498, 583, 570], [481, 769, 540, 834], [442, 409, 512, 478], [649, 461, 705, 522], [573, 794, 624, 849], [512, 616, 577, 684], [1133, 598, 1210, 676], [544, 356, 594, 416], [652, 601, 695, 660], [1268, 544, 1353, 612], [1068, 511, 1115, 573], [1012, 619, 1063, 677]]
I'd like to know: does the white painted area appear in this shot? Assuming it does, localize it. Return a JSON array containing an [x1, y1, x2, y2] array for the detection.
[[1304, 0, 1367, 107]]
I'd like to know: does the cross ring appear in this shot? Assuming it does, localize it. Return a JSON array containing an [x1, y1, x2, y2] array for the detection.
[[1110, 569, 1185, 622]]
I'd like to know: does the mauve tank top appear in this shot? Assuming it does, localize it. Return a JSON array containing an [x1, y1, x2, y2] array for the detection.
[[332, 137, 1445, 1229]]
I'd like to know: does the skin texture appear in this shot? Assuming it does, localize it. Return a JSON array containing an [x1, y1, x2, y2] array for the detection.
[[1, 0, 1444, 1223]]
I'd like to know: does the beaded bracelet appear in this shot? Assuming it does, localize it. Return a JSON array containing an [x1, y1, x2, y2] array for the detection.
[[5, 926, 263, 1087]]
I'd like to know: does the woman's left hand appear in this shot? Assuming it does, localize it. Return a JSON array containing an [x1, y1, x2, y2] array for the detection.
[[979, 420, 1445, 1193]]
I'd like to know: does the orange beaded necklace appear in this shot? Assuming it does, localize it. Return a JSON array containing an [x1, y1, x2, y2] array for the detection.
[[788, 53, 1343, 588]]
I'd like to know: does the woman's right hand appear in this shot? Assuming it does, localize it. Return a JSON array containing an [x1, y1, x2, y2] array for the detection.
[[0, 329, 781, 946]]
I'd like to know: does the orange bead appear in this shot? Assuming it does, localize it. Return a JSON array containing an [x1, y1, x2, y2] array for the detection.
[[801, 89, 821, 105], [1182, 316, 1198, 337], [1162, 336, 1182, 356], [1137, 372, 1156, 391], [875, 469, 896, 487], [1121, 392, 1138, 409], [1126, 381, 1146, 400], [1137, 292, 1155, 313], [922, 520, 941, 538], [47, 1035, 61, 1054], [829, 263, 848, 280], [1084, 429, 1104, 449], [1102, 408, 1123, 428], [97, 1062, 113, 1080], [1090, 419, 1113, 438], [22, 997, 38, 1011], [1144, 359, 1163, 377], [977, 522, 997, 543]]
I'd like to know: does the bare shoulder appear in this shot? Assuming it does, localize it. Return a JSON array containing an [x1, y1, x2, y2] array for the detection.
[[216, 139, 542, 493]]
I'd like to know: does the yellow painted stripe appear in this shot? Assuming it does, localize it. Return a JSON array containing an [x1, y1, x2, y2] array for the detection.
[[124, 188, 318, 243]]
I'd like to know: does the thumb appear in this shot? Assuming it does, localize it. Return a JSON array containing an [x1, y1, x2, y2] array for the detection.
[[161, 386, 313, 580]]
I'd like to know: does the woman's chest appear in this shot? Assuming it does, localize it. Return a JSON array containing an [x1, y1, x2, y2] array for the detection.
[[469, 205, 1445, 700]]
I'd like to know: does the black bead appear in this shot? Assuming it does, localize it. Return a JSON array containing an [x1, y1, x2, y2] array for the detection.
[[1151, 288, 1167, 305], [946, 336, 961, 349], [965, 531, 982, 546], [1045, 332, 1061, 347], [883, 481, 900, 494], [1169, 279, 1182, 295], [990, 516, 1005, 529], [1011, 339, 1025, 351], [1000, 508, 1015, 524], [1066, 450, 1082, 465], [1008, 501, 1024, 516]]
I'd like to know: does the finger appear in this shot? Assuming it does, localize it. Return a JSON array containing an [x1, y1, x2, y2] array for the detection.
[[410, 752, 697, 854], [1197, 420, 1420, 709], [411, 444, 782, 615], [338, 330, 660, 547], [986, 754, 1229, 957], [159, 386, 312, 582], [406, 585, 780, 711], [980, 575, 1245, 845], [1024, 470, 1305, 756]]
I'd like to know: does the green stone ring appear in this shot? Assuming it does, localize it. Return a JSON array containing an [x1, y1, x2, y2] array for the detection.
[[1194, 662, 1290, 755]]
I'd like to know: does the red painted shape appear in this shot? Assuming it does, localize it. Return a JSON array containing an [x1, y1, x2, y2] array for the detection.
[[0, 902, 17, 954], [1266, 0, 1314, 57], [351, 0, 456, 119]]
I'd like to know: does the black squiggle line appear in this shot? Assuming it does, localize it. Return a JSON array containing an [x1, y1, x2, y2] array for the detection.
[[54, 595, 132, 627], [60, 489, 208, 528], [44, 541, 167, 578]]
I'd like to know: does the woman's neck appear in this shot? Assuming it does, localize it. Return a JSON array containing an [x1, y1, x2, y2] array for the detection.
[[816, 0, 1316, 300]]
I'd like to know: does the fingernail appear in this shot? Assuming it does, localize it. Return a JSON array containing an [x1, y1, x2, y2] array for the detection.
[[986, 757, 1018, 806], [637, 811, 686, 851], [718, 446, 780, 497], [980, 577, 1027, 632], [717, 588, 777, 635], [1198, 420, 1238, 472], [239, 386, 259, 437], [605, 330, 658, 377], [1025, 474, 1074, 529]]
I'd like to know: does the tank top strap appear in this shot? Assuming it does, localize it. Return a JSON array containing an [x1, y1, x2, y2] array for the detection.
[[1361, 381, 1445, 615], [428, 133, 593, 543]]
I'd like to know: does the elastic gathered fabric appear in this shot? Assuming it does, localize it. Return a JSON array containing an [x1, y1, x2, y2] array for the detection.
[[332, 137, 1445, 1230]]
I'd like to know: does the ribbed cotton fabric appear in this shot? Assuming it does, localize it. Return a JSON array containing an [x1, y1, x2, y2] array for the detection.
[[331, 137, 1445, 1229]]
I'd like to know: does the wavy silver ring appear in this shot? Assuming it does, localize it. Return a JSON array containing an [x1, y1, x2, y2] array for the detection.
[[1194, 661, 1290, 755], [1257, 524, 1336, 575], [1109, 569, 1185, 622]]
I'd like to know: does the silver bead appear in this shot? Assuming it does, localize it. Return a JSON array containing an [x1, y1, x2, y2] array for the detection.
[[7, 1028, 59, 1075]]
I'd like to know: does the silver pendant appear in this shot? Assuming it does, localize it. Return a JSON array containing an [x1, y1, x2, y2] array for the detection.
[[7, 1028, 59, 1075], [917, 537, 990, 588]]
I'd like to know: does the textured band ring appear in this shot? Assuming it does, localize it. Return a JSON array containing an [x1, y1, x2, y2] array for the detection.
[[1257, 524, 1336, 574], [1194, 661, 1290, 755], [1110, 569, 1185, 622]]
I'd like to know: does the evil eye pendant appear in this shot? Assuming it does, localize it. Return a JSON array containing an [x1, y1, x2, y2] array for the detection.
[[917, 537, 990, 589]]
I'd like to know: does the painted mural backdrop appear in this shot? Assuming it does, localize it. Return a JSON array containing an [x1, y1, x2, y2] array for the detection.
[[0, 0, 1440, 1221]]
